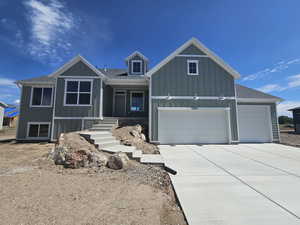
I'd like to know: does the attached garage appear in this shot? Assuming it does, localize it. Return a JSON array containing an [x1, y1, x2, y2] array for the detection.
[[158, 107, 231, 144], [237, 105, 273, 143]]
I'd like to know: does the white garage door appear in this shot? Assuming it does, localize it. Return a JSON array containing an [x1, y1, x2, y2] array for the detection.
[[238, 105, 272, 142], [158, 107, 230, 144]]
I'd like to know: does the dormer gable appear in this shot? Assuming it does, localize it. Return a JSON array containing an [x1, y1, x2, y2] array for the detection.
[[125, 51, 149, 75]]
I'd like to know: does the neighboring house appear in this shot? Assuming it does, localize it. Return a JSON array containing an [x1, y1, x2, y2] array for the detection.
[[0, 101, 8, 130], [3, 105, 19, 128], [288, 107, 300, 133], [15, 38, 283, 144]]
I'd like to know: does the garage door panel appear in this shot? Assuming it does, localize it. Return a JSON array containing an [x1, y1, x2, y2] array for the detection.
[[238, 105, 272, 143], [158, 108, 230, 144]]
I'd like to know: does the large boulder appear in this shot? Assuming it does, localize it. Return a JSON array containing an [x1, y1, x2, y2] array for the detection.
[[107, 152, 130, 170]]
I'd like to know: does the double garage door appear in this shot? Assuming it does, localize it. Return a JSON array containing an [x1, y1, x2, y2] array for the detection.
[[157, 105, 273, 144]]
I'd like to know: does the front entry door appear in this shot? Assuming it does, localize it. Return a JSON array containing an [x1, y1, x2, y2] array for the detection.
[[114, 91, 126, 117]]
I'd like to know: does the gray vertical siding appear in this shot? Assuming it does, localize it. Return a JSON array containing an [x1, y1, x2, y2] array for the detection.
[[53, 119, 82, 139], [60, 61, 99, 76], [54, 77, 101, 117], [17, 85, 54, 140], [151, 99, 238, 142], [151, 57, 235, 97], [179, 44, 206, 55], [237, 102, 280, 142], [128, 55, 147, 75]]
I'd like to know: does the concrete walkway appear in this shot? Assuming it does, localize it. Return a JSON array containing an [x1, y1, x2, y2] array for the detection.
[[160, 144, 300, 225]]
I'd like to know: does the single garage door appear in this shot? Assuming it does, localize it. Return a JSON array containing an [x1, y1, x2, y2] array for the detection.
[[158, 107, 231, 144], [238, 105, 272, 142]]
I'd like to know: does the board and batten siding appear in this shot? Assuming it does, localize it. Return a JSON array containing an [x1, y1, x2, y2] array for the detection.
[[60, 61, 99, 77], [54, 77, 101, 117], [151, 57, 235, 97], [17, 85, 54, 140], [237, 102, 280, 141], [150, 43, 238, 142], [128, 55, 147, 75], [151, 99, 238, 142]]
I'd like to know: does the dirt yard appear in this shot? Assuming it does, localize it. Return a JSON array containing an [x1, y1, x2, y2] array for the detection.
[[280, 131, 300, 147], [0, 141, 186, 225], [0, 127, 16, 141]]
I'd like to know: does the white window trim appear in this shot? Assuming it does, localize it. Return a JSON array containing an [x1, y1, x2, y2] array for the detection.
[[130, 91, 144, 112], [26, 122, 51, 140], [131, 60, 143, 75], [64, 79, 93, 107], [30, 87, 54, 108], [187, 60, 199, 75]]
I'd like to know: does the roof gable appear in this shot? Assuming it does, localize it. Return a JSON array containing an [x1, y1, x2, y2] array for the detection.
[[125, 51, 149, 62], [147, 37, 240, 79], [49, 55, 106, 79]]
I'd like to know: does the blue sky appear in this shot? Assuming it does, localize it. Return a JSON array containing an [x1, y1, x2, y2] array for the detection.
[[0, 0, 300, 116]]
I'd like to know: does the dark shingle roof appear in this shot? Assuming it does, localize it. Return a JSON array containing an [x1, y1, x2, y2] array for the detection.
[[98, 68, 146, 80], [17, 75, 55, 84], [236, 84, 282, 101], [288, 107, 300, 111]]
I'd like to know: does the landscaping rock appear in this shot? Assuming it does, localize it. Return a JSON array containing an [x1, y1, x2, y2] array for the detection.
[[50, 132, 108, 169], [134, 124, 143, 133], [130, 129, 140, 138], [107, 152, 130, 170]]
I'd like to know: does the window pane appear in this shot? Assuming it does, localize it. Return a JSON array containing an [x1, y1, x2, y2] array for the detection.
[[80, 81, 91, 92], [189, 62, 197, 74], [39, 124, 49, 137], [32, 88, 42, 105], [132, 62, 141, 73], [42, 88, 52, 105], [131, 93, 143, 111], [28, 124, 39, 137], [66, 93, 78, 104], [67, 81, 78, 92], [79, 93, 91, 105]]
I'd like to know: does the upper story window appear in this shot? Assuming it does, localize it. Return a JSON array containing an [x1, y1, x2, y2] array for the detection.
[[31, 87, 53, 107], [65, 79, 92, 106], [187, 60, 199, 75], [131, 60, 142, 74]]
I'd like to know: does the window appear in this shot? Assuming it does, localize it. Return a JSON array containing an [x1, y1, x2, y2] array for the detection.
[[131, 60, 142, 74], [28, 123, 50, 138], [187, 60, 199, 75], [130, 91, 144, 112], [31, 87, 53, 106], [65, 80, 92, 106]]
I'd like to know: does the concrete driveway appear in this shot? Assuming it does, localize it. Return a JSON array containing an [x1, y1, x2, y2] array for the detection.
[[159, 144, 300, 225]]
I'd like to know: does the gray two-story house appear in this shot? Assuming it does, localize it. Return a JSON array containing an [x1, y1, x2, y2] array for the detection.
[[16, 38, 282, 144]]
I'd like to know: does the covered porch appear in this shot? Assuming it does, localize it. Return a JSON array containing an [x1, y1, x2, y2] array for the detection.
[[102, 84, 149, 118]]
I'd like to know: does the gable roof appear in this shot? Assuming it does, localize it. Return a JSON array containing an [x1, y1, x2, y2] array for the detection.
[[16, 74, 55, 85], [236, 84, 283, 102], [146, 37, 240, 79], [288, 107, 300, 111], [49, 55, 106, 79], [0, 101, 8, 108], [125, 51, 149, 62]]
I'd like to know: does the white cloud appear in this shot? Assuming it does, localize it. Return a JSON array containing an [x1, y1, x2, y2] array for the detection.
[[243, 58, 300, 81], [257, 84, 286, 93], [0, 77, 16, 86], [14, 99, 20, 104], [257, 73, 300, 93], [24, 0, 75, 63], [277, 101, 300, 116]]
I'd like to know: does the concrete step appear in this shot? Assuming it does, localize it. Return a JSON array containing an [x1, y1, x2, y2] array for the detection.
[[92, 136, 116, 143], [102, 145, 136, 158], [89, 127, 112, 131], [95, 140, 119, 148], [90, 132, 112, 139], [141, 154, 164, 165], [92, 124, 114, 128], [132, 150, 142, 162]]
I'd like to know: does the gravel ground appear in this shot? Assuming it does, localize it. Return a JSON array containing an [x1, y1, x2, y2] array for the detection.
[[0, 141, 187, 225], [280, 131, 300, 147]]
